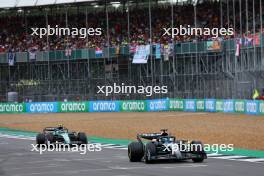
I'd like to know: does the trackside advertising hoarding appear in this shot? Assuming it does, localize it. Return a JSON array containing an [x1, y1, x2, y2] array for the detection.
[[259, 101, 264, 115], [216, 100, 224, 112], [89, 101, 120, 112], [169, 99, 184, 111], [0, 103, 25, 113], [0, 99, 263, 115], [223, 100, 235, 113], [234, 100, 245, 113], [147, 99, 168, 111], [196, 99, 205, 112], [184, 99, 196, 112], [59, 102, 88, 112], [120, 100, 146, 112], [245, 100, 259, 115], [205, 99, 216, 112], [26, 102, 58, 113]]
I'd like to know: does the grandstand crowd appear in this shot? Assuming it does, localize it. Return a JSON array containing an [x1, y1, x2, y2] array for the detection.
[[0, 1, 263, 53]]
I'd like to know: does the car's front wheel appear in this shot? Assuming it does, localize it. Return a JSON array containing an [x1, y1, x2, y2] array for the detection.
[[144, 142, 156, 164], [36, 133, 45, 146], [45, 133, 54, 144]]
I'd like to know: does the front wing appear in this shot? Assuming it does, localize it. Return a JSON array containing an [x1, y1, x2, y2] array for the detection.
[[149, 152, 207, 161]]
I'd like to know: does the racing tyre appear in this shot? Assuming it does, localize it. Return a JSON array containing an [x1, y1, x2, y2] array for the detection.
[[128, 142, 144, 162], [192, 157, 204, 163], [77, 132, 88, 144], [45, 133, 54, 144], [144, 142, 156, 164], [36, 133, 45, 146], [191, 141, 205, 163]]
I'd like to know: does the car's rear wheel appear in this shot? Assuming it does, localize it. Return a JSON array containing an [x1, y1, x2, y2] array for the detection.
[[77, 132, 88, 144], [36, 133, 45, 146], [192, 157, 204, 162], [128, 142, 144, 162], [144, 142, 156, 164], [191, 140, 205, 163]]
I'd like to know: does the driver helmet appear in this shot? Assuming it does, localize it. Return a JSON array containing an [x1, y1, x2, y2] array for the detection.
[[160, 129, 168, 136], [58, 124, 63, 130]]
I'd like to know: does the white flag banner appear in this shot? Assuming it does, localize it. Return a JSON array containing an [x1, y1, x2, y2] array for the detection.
[[132, 45, 150, 64], [164, 44, 172, 61], [235, 38, 242, 57], [145, 44, 150, 55], [65, 48, 72, 57], [29, 51, 36, 60], [28, 47, 37, 61], [8, 51, 15, 66], [235, 43, 240, 57]]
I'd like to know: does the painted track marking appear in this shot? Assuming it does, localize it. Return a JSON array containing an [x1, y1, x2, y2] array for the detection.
[[0, 133, 263, 164]]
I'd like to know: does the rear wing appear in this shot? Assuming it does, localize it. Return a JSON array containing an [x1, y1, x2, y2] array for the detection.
[[43, 127, 56, 133], [43, 127, 69, 133], [137, 129, 168, 140], [137, 133, 162, 141]]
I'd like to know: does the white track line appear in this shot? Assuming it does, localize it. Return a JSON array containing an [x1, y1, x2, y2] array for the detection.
[[103, 146, 123, 149], [118, 148, 128, 150], [1, 133, 264, 164], [0, 134, 34, 140], [101, 144, 118, 147], [207, 153, 223, 157], [236, 158, 264, 162], [209, 155, 249, 159]]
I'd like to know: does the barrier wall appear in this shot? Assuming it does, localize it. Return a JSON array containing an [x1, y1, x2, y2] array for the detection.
[[0, 99, 263, 115], [0, 35, 264, 63]]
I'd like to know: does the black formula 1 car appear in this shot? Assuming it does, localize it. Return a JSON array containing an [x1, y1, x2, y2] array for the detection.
[[36, 125, 88, 145], [128, 129, 207, 163]]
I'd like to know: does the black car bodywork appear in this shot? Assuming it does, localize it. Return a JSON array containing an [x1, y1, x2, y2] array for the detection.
[[128, 130, 207, 163]]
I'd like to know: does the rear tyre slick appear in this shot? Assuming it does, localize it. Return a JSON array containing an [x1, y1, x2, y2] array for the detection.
[[78, 132, 88, 144], [192, 158, 204, 163], [191, 140, 205, 163], [128, 142, 144, 162]]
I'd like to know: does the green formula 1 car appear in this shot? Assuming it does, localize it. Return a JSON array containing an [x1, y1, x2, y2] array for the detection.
[[36, 125, 88, 145]]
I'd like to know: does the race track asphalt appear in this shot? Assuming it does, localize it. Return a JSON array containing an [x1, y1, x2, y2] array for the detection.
[[0, 136, 263, 176]]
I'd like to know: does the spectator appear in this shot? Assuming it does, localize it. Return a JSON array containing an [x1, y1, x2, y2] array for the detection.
[[0, 1, 263, 52]]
